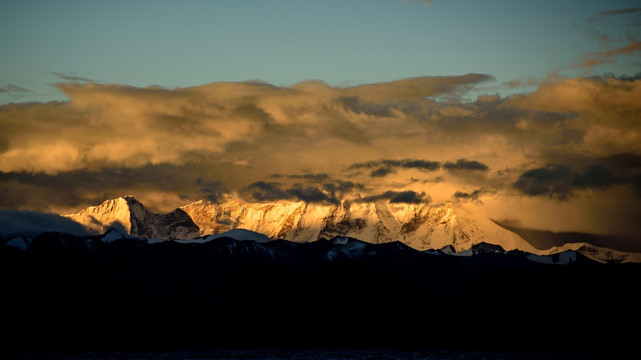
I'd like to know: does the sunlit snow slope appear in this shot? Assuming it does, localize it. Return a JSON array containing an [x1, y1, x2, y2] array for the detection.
[[66, 196, 198, 240], [63, 196, 641, 263], [181, 197, 537, 252]]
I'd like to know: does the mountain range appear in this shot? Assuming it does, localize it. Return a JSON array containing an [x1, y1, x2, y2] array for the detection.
[[61, 195, 641, 263]]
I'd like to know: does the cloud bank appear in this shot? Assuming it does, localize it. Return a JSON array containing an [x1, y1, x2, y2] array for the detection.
[[1, 74, 640, 237], [0, 210, 91, 238]]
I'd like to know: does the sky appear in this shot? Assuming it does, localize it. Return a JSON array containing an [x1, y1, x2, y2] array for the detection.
[[1, 0, 641, 239]]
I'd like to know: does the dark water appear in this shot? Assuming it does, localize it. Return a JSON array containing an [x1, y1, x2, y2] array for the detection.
[[4, 349, 603, 360]]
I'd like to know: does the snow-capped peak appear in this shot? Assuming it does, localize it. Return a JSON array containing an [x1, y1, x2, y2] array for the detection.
[[66, 197, 133, 235], [66, 196, 199, 240]]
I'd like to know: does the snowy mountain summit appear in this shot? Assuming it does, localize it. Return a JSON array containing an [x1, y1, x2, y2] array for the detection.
[[66, 196, 199, 240]]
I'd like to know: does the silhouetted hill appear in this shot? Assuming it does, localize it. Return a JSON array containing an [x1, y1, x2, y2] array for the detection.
[[1, 233, 640, 355]]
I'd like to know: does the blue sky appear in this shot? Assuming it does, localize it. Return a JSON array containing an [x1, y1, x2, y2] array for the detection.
[[1, 0, 639, 104]]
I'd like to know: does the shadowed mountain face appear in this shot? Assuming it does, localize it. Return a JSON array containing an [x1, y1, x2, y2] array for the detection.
[[494, 220, 641, 253], [2, 233, 640, 354]]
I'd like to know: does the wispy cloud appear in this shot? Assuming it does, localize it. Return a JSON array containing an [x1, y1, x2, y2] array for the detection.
[[572, 40, 641, 68], [598, 7, 641, 17], [0, 84, 29, 94], [48, 71, 92, 82], [573, 7, 641, 68]]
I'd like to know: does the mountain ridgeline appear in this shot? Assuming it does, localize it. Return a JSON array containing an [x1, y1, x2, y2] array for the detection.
[[2, 226, 641, 352], [62, 196, 641, 263]]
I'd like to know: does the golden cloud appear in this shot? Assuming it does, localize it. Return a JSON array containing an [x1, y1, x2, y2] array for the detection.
[[1, 75, 641, 237]]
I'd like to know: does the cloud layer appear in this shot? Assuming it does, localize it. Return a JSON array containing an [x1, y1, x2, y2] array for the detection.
[[1, 74, 640, 237], [0, 210, 91, 238]]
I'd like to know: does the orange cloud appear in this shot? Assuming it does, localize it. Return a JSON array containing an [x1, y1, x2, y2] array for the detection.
[[572, 40, 641, 68], [2, 75, 641, 237]]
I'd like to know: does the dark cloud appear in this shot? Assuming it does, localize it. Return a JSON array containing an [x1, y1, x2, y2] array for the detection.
[[349, 159, 441, 170], [321, 180, 364, 196], [360, 190, 428, 204], [349, 159, 441, 177], [444, 159, 489, 171], [245, 178, 365, 204], [571, 164, 616, 189], [48, 71, 92, 82], [0, 163, 239, 212], [287, 184, 335, 204], [246, 181, 337, 204], [453, 188, 486, 201], [514, 165, 574, 199], [631, 173, 641, 194], [263, 172, 364, 203], [513, 157, 638, 199], [599, 153, 641, 169], [388, 191, 427, 204], [370, 166, 395, 177], [245, 181, 291, 202], [270, 173, 330, 182], [0, 210, 91, 238], [196, 178, 227, 203], [349, 158, 488, 177]]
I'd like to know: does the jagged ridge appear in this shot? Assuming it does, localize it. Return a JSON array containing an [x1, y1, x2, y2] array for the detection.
[[180, 197, 537, 253], [64, 196, 641, 263]]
